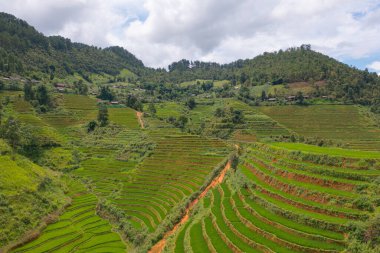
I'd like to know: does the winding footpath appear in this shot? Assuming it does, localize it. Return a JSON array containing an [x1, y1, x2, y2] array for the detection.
[[136, 111, 144, 129], [149, 161, 232, 253]]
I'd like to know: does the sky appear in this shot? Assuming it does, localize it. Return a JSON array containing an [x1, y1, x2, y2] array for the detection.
[[1, 0, 380, 73]]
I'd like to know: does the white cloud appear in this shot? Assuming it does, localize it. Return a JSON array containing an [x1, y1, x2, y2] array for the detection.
[[367, 61, 380, 74], [1, 0, 380, 68]]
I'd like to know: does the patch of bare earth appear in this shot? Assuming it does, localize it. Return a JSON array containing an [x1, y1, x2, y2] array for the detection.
[[148, 161, 232, 253], [136, 111, 144, 129]]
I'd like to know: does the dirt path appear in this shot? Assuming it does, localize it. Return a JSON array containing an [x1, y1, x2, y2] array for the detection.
[[148, 161, 231, 253], [136, 111, 144, 129]]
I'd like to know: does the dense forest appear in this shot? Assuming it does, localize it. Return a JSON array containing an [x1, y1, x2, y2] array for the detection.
[[0, 12, 379, 111], [0, 13, 145, 79]]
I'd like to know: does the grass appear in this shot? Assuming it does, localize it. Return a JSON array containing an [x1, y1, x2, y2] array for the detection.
[[174, 221, 191, 253], [203, 216, 232, 253], [12, 179, 126, 253], [108, 107, 140, 129], [259, 105, 380, 150], [271, 142, 380, 159], [189, 222, 210, 252], [221, 185, 295, 253], [239, 189, 343, 240]]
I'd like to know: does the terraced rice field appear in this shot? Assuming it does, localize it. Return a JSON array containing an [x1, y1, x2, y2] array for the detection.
[[12, 179, 126, 253], [167, 142, 379, 253], [108, 107, 140, 129], [271, 142, 380, 159], [42, 94, 98, 129], [44, 95, 233, 233], [259, 105, 380, 150], [226, 100, 292, 140], [152, 99, 292, 141], [76, 131, 230, 232]]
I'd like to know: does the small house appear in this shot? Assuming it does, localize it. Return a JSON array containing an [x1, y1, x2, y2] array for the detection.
[[55, 83, 66, 88], [268, 98, 277, 102], [110, 101, 119, 105], [287, 96, 296, 101], [97, 99, 107, 104]]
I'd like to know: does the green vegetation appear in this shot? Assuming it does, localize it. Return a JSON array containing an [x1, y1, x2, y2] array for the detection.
[[271, 142, 380, 159], [0, 11, 379, 253], [259, 105, 380, 150], [165, 141, 378, 253]]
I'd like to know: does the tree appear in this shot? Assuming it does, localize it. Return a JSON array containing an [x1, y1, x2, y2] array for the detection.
[[1, 117, 21, 156], [0, 104, 2, 125], [261, 90, 267, 101], [239, 86, 250, 99], [126, 94, 143, 111], [74, 79, 88, 95], [214, 107, 224, 117], [185, 98, 196, 110], [176, 115, 188, 129], [295, 91, 305, 105], [97, 105, 109, 127], [97, 86, 114, 101], [87, 120, 98, 132], [0, 80, 4, 90], [231, 109, 244, 124], [201, 81, 213, 91], [148, 103, 156, 114], [36, 85, 49, 106], [240, 72, 248, 84], [23, 82, 34, 101]]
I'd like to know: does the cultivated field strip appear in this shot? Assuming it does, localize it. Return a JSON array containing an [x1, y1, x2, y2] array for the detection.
[[259, 105, 380, 150], [169, 142, 380, 252], [117, 134, 230, 231], [12, 180, 126, 253], [172, 183, 345, 253]]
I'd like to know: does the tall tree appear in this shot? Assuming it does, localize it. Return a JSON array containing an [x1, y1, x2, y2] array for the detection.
[[185, 97, 196, 110], [1, 117, 21, 156], [98, 86, 114, 101], [148, 103, 156, 114], [23, 82, 34, 101], [36, 85, 49, 105], [261, 90, 267, 101], [98, 105, 109, 127]]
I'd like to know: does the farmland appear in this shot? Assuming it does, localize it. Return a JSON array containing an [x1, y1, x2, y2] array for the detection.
[[1, 12, 380, 252], [166, 142, 379, 253], [1, 92, 379, 253], [259, 105, 380, 150]]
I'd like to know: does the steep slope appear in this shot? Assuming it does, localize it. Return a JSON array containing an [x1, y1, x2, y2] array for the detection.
[[0, 12, 144, 78], [0, 140, 66, 248]]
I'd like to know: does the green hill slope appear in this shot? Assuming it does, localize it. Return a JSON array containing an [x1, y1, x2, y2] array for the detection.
[[0, 140, 66, 248]]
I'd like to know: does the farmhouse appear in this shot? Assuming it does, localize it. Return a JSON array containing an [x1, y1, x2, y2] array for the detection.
[[97, 99, 107, 104], [286, 95, 296, 101], [55, 83, 66, 88]]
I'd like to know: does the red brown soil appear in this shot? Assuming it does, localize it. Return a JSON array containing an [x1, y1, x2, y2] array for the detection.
[[148, 161, 232, 253], [136, 111, 144, 129]]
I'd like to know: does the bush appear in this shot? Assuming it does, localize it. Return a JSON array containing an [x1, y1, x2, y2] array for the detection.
[[353, 197, 375, 212]]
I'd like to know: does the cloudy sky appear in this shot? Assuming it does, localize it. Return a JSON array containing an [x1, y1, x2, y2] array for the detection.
[[1, 0, 380, 72]]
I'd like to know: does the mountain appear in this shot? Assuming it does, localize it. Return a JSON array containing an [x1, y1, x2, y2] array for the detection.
[[0, 12, 144, 79], [0, 12, 379, 109]]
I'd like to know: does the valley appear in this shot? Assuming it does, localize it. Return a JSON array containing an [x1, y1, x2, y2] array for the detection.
[[0, 12, 379, 253]]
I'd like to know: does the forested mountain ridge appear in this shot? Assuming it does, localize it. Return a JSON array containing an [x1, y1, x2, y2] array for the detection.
[[0, 12, 145, 79], [0, 12, 379, 110], [161, 46, 380, 106]]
